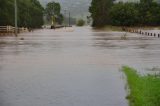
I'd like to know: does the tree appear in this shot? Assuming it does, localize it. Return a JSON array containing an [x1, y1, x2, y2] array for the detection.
[[109, 2, 139, 26], [89, 0, 113, 27], [18, 0, 44, 28], [87, 16, 92, 25], [45, 1, 63, 25], [89, 0, 160, 27], [57, 14, 64, 25], [0, 0, 14, 26], [138, 0, 160, 26], [29, 0, 44, 28], [138, 0, 154, 25], [0, 0, 44, 28]]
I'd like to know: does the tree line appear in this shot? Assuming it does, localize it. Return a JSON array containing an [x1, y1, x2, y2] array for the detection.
[[89, 0, 160, 27], [0, 0, 44, 28], [0, 0, 71, 28]]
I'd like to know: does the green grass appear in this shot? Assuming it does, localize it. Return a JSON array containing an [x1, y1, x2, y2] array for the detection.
[[122, 66, 160, 106]]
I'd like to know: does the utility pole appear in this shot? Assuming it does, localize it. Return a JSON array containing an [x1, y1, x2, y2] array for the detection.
[[15, 0, 18, 36], [64, 9, 67, 28], [69, 12, 70, 27]]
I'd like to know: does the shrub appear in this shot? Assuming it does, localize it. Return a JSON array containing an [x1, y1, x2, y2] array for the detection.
[[76, 19, 85, 26]]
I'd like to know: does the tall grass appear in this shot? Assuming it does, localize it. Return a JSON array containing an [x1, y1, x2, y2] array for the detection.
[[122, 66, 160, 106]]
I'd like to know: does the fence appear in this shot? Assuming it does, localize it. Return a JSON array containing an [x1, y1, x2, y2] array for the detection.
[[123, 27, 160, 38], [0, 26, 28, 35]]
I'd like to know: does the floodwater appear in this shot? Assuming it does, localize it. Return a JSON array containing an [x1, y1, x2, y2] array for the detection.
[[0, 27, 160, 106]]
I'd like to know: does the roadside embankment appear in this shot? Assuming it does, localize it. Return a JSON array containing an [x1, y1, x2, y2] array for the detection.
[[93, 25, 124, 31], [93, 26, 160, 31]]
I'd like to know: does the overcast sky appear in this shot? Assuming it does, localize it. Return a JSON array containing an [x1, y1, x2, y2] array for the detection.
[[38, 0, 91, 18]]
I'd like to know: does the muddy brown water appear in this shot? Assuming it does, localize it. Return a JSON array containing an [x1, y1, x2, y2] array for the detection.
[[0, 27, 160, 106]]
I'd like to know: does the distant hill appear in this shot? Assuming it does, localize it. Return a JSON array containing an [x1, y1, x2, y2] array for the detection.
[[38, 0, 91, 18]]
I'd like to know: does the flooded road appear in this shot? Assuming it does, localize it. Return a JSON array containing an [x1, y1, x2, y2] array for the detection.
[[0, 27, 160, 106]]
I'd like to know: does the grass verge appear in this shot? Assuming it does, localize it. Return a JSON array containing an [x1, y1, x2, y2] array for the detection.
[[93, 25, 123, 31], [122, 66, 160, 106]]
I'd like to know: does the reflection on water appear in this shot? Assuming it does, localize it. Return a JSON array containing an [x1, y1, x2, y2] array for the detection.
[[0, 27, 160, 106]]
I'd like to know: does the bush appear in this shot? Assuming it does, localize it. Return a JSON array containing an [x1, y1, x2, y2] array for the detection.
[[76, 19, 85, 26]]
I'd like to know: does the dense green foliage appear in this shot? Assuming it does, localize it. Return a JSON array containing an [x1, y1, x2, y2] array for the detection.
[[122, 66, 160, 106], [109, 3, 139, 26], [89, 0, 113, 27], [89, 0, 160, 27], [76, 19, 85, 26], [138, 0, 160, 26], [45, 1, 63, 25], [0, 0, 44, 28], [0, 0, 14, 26]]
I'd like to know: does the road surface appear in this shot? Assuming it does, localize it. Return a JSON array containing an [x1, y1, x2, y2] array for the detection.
[[0, 27, 160, 106]]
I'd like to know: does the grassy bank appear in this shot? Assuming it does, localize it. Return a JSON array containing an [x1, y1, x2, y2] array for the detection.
[[93, 25, 123, 31], [93, 26, 160, 32], [122, 66, 160, 106]]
